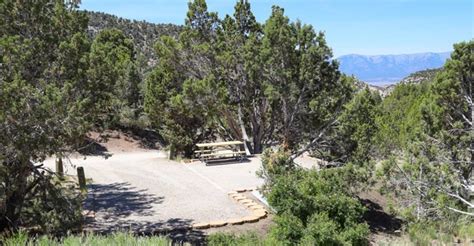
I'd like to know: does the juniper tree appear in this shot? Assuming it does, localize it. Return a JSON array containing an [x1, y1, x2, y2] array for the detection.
[[315, 88, 381, 166], [260, 6, 353, 154], [88, 28, 136, 126], [215, 3, 354, 155], [145, 1, 354, 157], [0, 0, 93, 232], [144, 0, 221, 157], [215, 0, 264, 154], [380, 41, 473, 222]]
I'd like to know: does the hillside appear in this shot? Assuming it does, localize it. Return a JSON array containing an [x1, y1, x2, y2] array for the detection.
[[338, 52, 450, 85], [397, 68, 440, 84], [85, 11, 182, 71], [366, 68, 442, 97]]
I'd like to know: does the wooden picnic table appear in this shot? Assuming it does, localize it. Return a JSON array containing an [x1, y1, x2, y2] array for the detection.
[[196, 141, 243, 148], [195, 141, 246, 164]]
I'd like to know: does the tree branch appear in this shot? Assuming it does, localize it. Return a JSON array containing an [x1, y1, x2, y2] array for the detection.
[[289, 117, 337, 163], [447, 206, 474, 216]]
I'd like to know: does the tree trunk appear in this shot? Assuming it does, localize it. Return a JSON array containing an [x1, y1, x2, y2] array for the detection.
[[250, 110, 265, 154], [237, 104, 252, 155], [253, 130, 262, 154], [0, 161, 29, 233], [470, 101, 473, 206]]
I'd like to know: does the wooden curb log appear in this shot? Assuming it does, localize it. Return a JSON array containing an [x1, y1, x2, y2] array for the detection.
[[189, 188, 269, 230]]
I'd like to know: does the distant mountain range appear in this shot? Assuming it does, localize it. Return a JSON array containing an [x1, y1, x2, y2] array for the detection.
[[337, 52, 451, 85]]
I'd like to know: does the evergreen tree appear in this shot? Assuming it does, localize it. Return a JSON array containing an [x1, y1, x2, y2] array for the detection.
[[316, 87, 382, 166], [214, 3, 354, 155], [0, 0, 92, 232], [87, 28, 136, 126], [380, 41, 473, 223], [145, 1, 353, 157], [260, 6, 353, 154], [144, 0, 221, 157], [216, 0, 263, 154]]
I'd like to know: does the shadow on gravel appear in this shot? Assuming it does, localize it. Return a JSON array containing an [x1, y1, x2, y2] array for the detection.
[[205, 158, 251, 166], [84, 182, 206, 244], [360, 198, 402, 234], [85, 182, 163, 218]]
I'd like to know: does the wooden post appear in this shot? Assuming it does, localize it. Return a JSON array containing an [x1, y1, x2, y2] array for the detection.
[[56, 157, 64, 178], [168, 144, 176, 160], [77, 167, 86, 192]]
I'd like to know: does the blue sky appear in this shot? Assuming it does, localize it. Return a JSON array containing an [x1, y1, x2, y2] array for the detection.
[[80, 0, 473, 57]]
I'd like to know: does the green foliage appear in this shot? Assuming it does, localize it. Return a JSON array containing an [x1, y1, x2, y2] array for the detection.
[[399, 68, 442, 84], [145, 0, 353, 157], [257, 6, 353, 151], [269, 213, 305, 245], [300, 212, 370, 246], [5, 0, 470, 243], [407, 220, 474, 245], [377, 41, 473, 231], [85, 11, 182, 130], [20, 177, 83, 235], [207, 232, 278, 246], [144, 52, 221, 156], [214, 0, 264, 153], [88, 28, 141, 127], [376, 82, 435, 154], [2, 232, 172, 246], [257, 148, 295, 192], [144, 0, 223, 157], [337, 88, 381, 164], [85, 10, 181, 75], [260, 149, 370, 245], [0, 0, 94, 232], [315, 87, 381, 166]]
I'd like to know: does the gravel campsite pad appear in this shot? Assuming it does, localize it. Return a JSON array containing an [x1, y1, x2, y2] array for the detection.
[[44, 151, 265, 232]]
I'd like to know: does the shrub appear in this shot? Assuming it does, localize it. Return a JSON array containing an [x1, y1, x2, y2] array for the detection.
[[269, 213, 305, 245], [261, 149, 370, 245], [22, 177, 83, 235], [407, 220, 474, 246]]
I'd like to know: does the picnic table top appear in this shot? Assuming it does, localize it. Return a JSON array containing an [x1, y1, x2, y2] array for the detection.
[[196, 141, 244, 148]]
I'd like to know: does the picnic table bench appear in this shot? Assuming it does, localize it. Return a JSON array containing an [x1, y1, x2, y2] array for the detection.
[[195, 141, 246, 164]]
